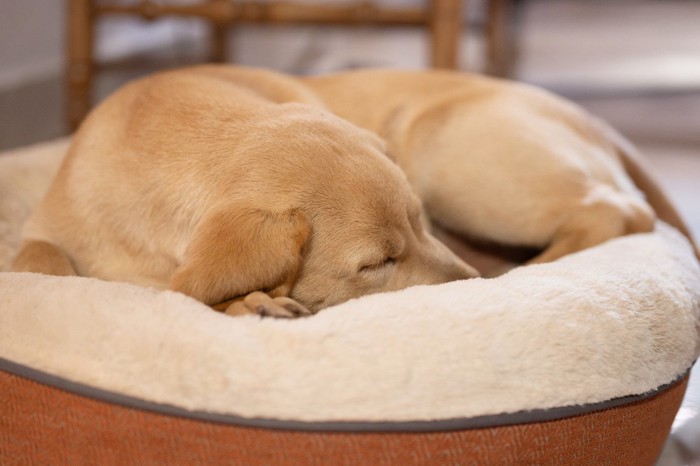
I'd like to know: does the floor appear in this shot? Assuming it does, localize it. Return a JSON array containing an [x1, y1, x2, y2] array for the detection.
[[1, 1, 699, 463]]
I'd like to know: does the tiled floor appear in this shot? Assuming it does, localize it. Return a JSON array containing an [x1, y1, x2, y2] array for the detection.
[[1, 0, 699, 463]]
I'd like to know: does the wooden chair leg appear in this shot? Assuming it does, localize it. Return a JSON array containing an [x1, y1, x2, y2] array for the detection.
[[429, 0, 465, 69], [209, 23, 229, 63], [66, 0, 95, 132], [486, 0, 519, 77]]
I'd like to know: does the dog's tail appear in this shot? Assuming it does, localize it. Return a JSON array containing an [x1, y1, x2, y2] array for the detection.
[[596, 118, 700, 260]]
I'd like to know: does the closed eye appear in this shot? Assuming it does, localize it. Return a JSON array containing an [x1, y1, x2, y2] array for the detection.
[[359, 257, 396, 273]]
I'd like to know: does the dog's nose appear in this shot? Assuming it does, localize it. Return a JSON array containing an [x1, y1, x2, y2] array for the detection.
[[427, 235, 481, 281], [441, 259, 481, 282], [456, 261, 481, 279]]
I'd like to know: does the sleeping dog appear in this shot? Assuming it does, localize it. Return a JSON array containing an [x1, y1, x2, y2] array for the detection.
[[304, 69, 697, 272], [12, 66, 477, 317]]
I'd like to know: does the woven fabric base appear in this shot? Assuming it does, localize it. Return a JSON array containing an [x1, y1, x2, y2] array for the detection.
[[0, 370, 687, 465]]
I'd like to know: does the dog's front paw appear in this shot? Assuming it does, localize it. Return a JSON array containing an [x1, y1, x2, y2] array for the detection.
[[224, 291, 312, 318]]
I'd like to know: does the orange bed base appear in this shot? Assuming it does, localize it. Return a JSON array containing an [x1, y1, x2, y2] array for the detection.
[[0, 367, 687, 465]]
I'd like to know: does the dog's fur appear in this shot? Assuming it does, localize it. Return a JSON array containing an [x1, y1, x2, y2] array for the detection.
[[12, 66, 477, 316], [304, 69, 698, 272]]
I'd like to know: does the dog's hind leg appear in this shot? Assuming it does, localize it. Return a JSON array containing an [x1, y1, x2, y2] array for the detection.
[[529, 190, 655, 264], [12, 240, 77, 276]]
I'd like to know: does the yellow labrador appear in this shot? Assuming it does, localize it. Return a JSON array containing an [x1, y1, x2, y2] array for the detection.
[[12, 66, 477, 316], [304, 69, 697, 272]]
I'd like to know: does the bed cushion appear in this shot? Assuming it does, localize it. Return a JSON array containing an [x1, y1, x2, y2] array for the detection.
[[2, 139, 699, 465], [0, 139, 698, 426]]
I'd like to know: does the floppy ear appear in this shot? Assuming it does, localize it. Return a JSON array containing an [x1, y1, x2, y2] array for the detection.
[[169, 206, 311, 306]]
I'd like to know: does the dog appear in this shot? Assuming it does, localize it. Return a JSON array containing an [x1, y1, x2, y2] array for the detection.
[[303, 69, 698, 273], [12, 66, 478, 317]]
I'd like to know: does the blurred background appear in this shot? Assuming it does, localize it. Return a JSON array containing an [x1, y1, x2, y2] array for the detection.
[[0, 1, 699, 463], [1, 0, 698, 237]]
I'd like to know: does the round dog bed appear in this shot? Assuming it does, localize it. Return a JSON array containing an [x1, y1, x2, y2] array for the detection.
[[1, 140, 699, 465]]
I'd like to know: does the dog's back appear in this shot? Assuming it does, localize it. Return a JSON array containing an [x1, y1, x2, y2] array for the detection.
[[304, 70, 696, 262], [19, 67, 337, 286], [16, 66, 477, 312]]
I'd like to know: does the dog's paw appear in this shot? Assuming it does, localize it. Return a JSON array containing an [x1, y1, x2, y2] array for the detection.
[[224, 291, 312, 318]]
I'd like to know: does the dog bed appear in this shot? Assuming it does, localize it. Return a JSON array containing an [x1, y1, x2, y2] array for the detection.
[[1, 139, 699, 465]]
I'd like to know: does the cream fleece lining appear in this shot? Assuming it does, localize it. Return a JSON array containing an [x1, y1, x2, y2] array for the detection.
[[1, 139, 699, 423]]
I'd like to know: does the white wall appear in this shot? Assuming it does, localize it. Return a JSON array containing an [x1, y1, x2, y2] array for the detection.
[[0, 1, 199, 91], [0, 0, 64, 91]]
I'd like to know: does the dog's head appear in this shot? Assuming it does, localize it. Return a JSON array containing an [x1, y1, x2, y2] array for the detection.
[[288, 123, 480, 310], [171, 105, 479, 312]]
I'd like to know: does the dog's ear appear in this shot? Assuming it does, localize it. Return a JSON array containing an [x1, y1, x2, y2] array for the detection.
[[170, 206, 311, 306]]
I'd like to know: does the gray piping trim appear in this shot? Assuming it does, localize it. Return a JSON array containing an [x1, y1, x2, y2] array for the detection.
[[0, 356, 689, 433]]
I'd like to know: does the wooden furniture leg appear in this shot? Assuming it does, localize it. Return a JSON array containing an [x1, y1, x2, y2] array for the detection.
[[429, 0, 464, 69], [486, 0, 518, 77], [209, 0, 233, 63], [66, 0, 95, 131], [210, 24, 229, 62]]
